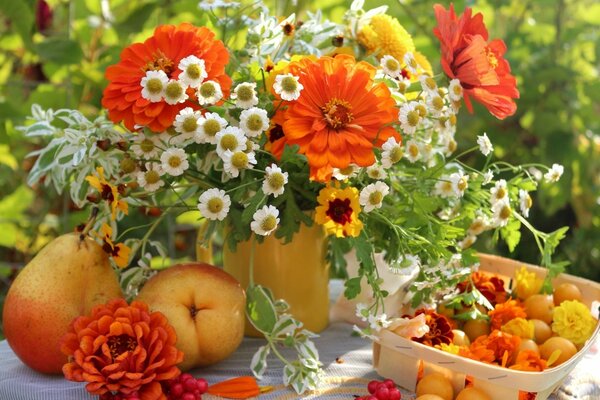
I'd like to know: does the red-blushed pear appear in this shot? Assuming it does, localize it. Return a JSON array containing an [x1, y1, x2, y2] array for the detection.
[[2, 233, 124, 373], [135, 263, 245, 371]]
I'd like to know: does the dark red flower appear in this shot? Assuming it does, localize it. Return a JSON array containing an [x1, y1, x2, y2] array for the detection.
[[433, 4, 519, 119], [458, 271, 508, 306], [406, 309, 454, 347]]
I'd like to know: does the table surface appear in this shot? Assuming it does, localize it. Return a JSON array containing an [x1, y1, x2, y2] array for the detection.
[[1, 282, 599, 400]]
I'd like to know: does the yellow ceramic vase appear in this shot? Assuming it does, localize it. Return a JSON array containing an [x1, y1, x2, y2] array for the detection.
[[223, 223, 330, 337]]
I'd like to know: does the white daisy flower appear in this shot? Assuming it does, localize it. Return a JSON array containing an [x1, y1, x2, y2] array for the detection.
[[492, 200, 512, 227], [198, 188, 231, 221], [178, 55, 208, 88], [381, 137, 403, 168], [140, 70, 168, 102], [477, 133, 494, 156], [250, 205, 280, 236], [197, 80, 223, 106], [529, 167, 543, 182], [458, 235, 477, 249], [195, 112, 227, 144], [368, 313, 391, 332], [420, 142, 437, 166], [355, 303, 369, 321], [482, 169, 494, 185], [359, 181, 389, 212], [273, 73, 303, 101], [232, 82, 258, 109], [222, 149, 257, 177], [215, 126, 246, 157], [403, 52, 420, 74], [433, 175, 455, 198], [131, 134, 161, 159], [136, 163, 164, 192], [163, 80, 188, 105], [419, 75, 438, 96], [199, 0, 240, 11], [380, 55, 402, 79], [450, 172, 469, 197], [159, 127, 190, 147], [366, 164, 387, 180], [244, 138, 260, 153], [405, 139, 421, 163], [519, 189, 533, 218], [468, 214, 490, 236], [262, 164, 288, 198], [160, 148, 189, 176], [544, 163, 564, 183], [398, 102, 421, 135], [490, 179, 509, 205], [332, 164, 359, 180], [397, 77, 412, 94], [448, 79, 463, 102], [426, 94, 445, 117], [239, 107, 269, 137], [173, 107, 202, 137], [440, 134, 458, 156]]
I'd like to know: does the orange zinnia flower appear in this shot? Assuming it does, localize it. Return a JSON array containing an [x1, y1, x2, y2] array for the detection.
[[61, 299, 183, 399], [458, 271, 508, 306], [276, 54, 399, 181], [510, 350, 547, 372], [408, 309, 454, 347], [488, 299, 527, 330], [102, 23, 231, 133], [433, 4, 519, 119]]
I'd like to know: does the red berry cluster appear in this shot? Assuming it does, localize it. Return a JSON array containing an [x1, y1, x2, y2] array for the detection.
[[357, 379, 401, 400], [162, 373, 209, 400]]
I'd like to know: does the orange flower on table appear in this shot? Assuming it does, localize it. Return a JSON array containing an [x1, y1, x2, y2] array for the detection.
[[61, 299, 183, 399], [99, 223, 132, 269], [407, 309, 454, 347], [458, 271, 508, 306], [314, 184, 363, 237], [275, 54, 399, 182], [509, 350, 547, 372], [433, 4, 519, 119], [102, 23, 232, 133], [86, 167, 129, 220], [489, 299, 527, 330], [513, 266, 544, 300]]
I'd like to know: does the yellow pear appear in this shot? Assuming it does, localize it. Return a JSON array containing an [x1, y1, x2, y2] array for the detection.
[[2, 232, 124, 374]]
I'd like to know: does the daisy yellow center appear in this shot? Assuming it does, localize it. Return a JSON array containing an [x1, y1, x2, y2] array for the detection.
[[145, 170, 160, 184], [236, 85, 254, 101], [415, 104, 427, 117], [166, 127, 178, 137], [268, 173, 285, 189], [470, 220, 484, 232], [369, 191, 383, 205], [245, 139, 254, 152], [146, 78, 164, 94], [199, 82, 216, 98], [246, 114, 264, 132], [406, 57, 418, 69], [144, 52, 174, 75], [322, 98, 354, 130], [281, 76, 298, 92], [107, 334, 136, 360], [369, 169, 382, 179], [140, 139, 155, 153], [453, 85, 462, 96], [441, 181, 453, 192], [486, 47, 499, 69], [500, 204, 512, 219], [447, 139, 457, 153], [203, 119, 221, 137], [168, 156, 181, 168], [220, 134, 238, 151], [432, 96, 444, 110], [326, 198, 353, 225], [449, 114, 457, 126], [385, 58, 400, 72], [457, 177, 468, 191], [120, 158, 136, 174], [408, 144, 419, 157], [261, 215, 277, 231], [231, 151, 249, 169], [525, 195, 533, 208], [339, 166, 355, 176], [390, 146, 403, 163], [407, 110, 420, 126], [186, 64, 202, 80], [165, 82, 183, 99], [425, 76, 436, 90], [496, 187, 506, 199], [207, 197, 223, 213], [182, 117, 198, 132]]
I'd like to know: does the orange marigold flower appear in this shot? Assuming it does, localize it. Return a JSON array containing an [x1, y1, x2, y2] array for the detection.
[[433, 4, 519, 119], [510, 349, 547, 372], [61, 299, 183, 399], [458, 271, 508, 306], [489, 299, 527, 330], [466, 335, 495, 364], [471, 329, 521, 366], [314, 184, 363, 237], [102, 23, 232, 133], [408, 309, 454, 347], [276, 54, 400, 181]]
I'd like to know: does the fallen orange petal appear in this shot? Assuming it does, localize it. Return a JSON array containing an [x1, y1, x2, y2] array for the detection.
[[207, 376, 261, 399]]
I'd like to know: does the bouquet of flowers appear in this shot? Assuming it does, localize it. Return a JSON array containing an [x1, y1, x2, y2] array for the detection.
[[20, 0, 568, 393]]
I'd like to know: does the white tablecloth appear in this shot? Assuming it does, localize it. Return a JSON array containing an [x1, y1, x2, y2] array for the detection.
[[0, 281, 598, 399]]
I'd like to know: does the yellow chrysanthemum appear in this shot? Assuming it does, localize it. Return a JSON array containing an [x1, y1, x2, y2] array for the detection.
[[501, 317, 535, 339], [514, 266, 544, 300], [315, 185, 363, 237], [357, 14, 415, 61], [552, 300, 597, 346], [435, 343, 461, 355]]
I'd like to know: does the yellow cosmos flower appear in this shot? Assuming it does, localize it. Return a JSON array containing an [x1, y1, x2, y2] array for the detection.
[[357, 14, 415, 61], [315, 185, 363, 237], [501, 317, 535, 339], [435, 343, 461, 355], [85, 167, 129, 220], [513, 266, 543, 300], [552, 300, 597, 346]]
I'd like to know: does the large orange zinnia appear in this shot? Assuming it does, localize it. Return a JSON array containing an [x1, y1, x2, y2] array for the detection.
[[276, 54, 399, 182], [433, 4, 519, 119], [102, 23, 231, 133]]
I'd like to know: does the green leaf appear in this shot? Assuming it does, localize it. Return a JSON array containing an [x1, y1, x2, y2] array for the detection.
[[500, 218, 522, 252], [114, 3, 157, 36], [241, 194, 266, 225], [344, 277, 361, 299], [0, 0, 34, 48], [246, 285, 278, 334], [35, 37, 83, 65]]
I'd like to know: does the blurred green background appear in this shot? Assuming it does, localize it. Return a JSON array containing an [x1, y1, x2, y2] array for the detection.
[[1, 0, 599, 337]]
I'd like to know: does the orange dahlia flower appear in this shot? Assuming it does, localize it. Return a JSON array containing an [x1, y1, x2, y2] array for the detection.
[[102, 23, 231, 133], [433, 4, 519, 119], [61, 299, 183, 399], [509, 349, 547, 372], [276, 54, 399, 181], [458, 271, 507, 306], [489, 299, 527, 330]]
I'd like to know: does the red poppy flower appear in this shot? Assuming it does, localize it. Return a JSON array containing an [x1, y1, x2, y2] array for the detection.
[[433, 4, 519, 119], [102, 23, 232, 133]]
